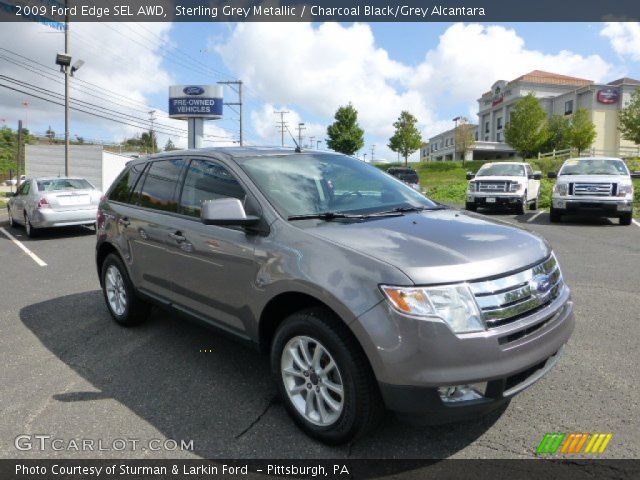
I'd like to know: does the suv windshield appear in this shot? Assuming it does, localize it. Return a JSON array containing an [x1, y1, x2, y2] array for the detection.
[[239, 154, 437, 218], [37, 178, 94, 191], [477, 164, 526, 177], [559, 159, 629, 176]]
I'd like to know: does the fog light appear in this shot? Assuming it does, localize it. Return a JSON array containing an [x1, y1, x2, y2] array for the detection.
[[437, 383, 487, 403]]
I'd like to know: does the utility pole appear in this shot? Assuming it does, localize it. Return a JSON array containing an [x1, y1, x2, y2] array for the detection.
[[316, 140, 321, 150], [308, 136, 315, 149], [363, 153, 367, 162], [452, 116, 461, 161], [274, 110, 289, 147], [297, 123, 306, 148], [148, 110, 156, 152], [218, 80, 243, 146], [16, 120, 23, 188], [371, 144, 375, 162]]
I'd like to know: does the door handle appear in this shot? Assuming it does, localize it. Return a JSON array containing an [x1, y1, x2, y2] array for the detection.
[[168, 231, 186, 242], [118, 217, 130, 228]]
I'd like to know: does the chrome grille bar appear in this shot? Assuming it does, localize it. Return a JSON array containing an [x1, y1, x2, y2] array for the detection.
[[573, 183, 613, 196], [469, 255, 564, 327], [477, 181, 508, 193]]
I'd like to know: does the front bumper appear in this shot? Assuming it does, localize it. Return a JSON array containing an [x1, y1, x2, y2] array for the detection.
[[467, 193, 524, 207], [552, 197, 633, 216], [30, 207, 98, 228], [350, 286, 574, 418]]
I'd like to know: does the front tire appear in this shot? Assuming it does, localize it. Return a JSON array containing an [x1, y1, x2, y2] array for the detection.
[[7, 207, 14, 228], [271, 308, 383, 444], [516, 194, 527, 215], [101, 253, 150, 326], [619, 212, 633, 226]]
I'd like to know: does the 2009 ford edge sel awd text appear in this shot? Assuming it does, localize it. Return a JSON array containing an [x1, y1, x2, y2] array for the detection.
[[96, 147, 574, 444]]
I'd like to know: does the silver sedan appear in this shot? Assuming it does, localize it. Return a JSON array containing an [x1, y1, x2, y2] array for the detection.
[[7, 177, 101, 237]]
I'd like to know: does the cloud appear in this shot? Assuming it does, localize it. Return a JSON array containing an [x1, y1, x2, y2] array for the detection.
[[601, 22, 640, 62], [250, 103, 326, 148], [214, 22, 613, 161], [0, 22, 236, 149]]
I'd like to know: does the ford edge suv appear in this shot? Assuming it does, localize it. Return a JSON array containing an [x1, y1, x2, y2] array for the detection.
[[96, 147, 574, 444]]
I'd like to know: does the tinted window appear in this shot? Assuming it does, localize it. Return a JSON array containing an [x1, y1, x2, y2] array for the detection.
[[179, 159, 245, 218], [138, 159, 185, 212], [559, 159, 629, 176], [19, 181, 30, 195], [109, 163, 146, 203]]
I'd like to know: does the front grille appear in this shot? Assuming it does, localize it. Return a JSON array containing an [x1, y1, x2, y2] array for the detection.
[[477, 181, 509, 193], [572, 182, 613, 196], [469, 255, 564, 328]]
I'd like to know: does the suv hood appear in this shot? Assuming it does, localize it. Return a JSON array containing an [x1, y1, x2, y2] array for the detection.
[[305, 209, 549, 285]]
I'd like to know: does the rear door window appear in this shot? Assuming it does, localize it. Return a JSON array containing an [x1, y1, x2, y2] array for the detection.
[[137, 159, 186, 212], [178, 159, 246, 218]]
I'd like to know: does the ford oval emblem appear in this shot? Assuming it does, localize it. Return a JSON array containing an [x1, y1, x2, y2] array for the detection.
[[530, 274, 552, 297], [183, 86, 205, 96]]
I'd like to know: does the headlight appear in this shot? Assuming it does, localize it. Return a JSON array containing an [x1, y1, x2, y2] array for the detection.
[[509, 182, 523, 192], [467, 182, 476, 193], [618, 182, 634, 198], [380, 284, 485, 333], [553, 183, 569, 196]]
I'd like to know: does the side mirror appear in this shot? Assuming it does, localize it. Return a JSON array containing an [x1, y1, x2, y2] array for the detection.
[[547, 172, 557, 179], [466, 172, 475, 180], [201, 198, 260, 227], [532, 171, 542, 180]]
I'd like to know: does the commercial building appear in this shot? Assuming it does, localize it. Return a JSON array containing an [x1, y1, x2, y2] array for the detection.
[[427, 70, 640, 161], [25, 144, 130, 191]]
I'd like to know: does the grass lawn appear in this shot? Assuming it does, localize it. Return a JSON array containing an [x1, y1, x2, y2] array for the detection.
[[376, 159, 640, 217]]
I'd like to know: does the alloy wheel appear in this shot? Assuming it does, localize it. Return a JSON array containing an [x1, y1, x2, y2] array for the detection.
[[281, 335, 344, 427], [105, 265, 127, 316]]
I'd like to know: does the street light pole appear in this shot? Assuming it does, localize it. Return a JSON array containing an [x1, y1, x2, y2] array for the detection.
[[64, 12, 69, 176]]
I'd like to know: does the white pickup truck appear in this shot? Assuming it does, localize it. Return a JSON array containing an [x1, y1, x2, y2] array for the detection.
[[549, 157, 634, 225], [466, 162, 542, 214]]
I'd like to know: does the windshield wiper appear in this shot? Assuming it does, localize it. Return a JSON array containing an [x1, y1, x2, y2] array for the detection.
[[377, 205, 447, 215], [288, 212, 366, 221], [288, 210, 405, 221]]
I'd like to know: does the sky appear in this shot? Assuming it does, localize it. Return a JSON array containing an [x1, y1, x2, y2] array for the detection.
[[1, 21, 640, 162]]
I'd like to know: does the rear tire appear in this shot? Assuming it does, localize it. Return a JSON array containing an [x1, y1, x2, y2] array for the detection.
[[101, 253, 150, 326], [529, 196, 538, 211], [550, 207, 562, 223], [465, 202, 477, 212], [24, 213, 38, 238], [271, 308, 383, 445], [619, 212, 632, 226]]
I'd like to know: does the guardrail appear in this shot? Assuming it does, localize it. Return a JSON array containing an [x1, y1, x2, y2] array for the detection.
[[538, 147, 640, 159]]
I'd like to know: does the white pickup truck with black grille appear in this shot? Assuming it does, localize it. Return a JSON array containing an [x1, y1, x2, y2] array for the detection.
[[466, 162, 541, 215], [549, 157, 634, 225]]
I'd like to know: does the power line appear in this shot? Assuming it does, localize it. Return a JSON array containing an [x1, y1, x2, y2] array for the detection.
[[274, 110, 289, 147]]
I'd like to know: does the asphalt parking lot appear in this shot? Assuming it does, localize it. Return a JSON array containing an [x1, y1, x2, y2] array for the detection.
[[0, 207, 639, 460]]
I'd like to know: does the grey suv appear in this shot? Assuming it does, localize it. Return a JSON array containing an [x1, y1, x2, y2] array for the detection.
[[96, 147, 574, 444]]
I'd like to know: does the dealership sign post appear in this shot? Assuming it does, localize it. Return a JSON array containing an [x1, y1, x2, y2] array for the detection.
[[169, 85, 223, 149]]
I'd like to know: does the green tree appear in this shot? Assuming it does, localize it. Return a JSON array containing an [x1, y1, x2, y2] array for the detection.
[[568, 108, 596, 155], [326, 103, 365, 155], [164, 138, 177, 151], [0, 127, 35, 176], [454, 117, 476, 165], [541, 115, 571, 153], [388, 111, 423, 166], [504, 93, 549, 158], [619, 89, 640, 145]]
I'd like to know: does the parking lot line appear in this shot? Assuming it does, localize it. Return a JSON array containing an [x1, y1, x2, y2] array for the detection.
[[633, 219, 640, 228], [0, 227, 47, 267], [527, 210, 547, 223]]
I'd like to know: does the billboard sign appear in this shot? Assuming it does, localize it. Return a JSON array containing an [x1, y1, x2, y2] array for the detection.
[[169, 85, 223, 119], [596, 88, 619, 105]]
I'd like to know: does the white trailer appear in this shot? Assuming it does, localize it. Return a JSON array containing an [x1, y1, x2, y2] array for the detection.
[[25, 145, 131, 192]]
